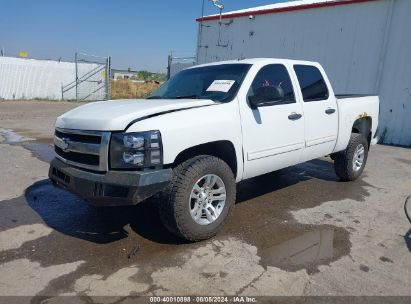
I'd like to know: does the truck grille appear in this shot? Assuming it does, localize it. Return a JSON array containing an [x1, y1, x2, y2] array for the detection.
[[54, 128, 110, 171]]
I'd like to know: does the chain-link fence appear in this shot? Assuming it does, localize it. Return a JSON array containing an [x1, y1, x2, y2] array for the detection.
[[62, 52, 111, 101], [167, 55, 196, 79]]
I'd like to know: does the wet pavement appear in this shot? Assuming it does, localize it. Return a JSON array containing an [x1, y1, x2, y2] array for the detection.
[[0, 116, 410, 299]]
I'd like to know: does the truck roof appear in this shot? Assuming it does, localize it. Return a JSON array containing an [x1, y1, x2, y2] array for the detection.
[[191, 58, 320, 69]]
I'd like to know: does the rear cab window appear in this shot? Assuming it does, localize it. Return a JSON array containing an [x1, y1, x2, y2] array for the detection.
[[293, 65, 329, 102]]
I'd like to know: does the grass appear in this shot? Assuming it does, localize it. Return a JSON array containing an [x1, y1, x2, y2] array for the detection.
[[2, 80, 163, 102], [110, 80, 162, 100]]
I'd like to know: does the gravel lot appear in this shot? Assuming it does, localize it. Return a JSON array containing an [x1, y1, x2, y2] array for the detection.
[[0, 101, 410, 302]]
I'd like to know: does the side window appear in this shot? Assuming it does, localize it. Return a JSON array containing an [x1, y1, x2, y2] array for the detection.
[[249, 64, 295, 104], [294, 65, 329, 102]]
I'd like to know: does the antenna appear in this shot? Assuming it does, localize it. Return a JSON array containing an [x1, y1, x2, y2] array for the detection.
[[209, 0, 224, 11], [209, 0, 224, 21]]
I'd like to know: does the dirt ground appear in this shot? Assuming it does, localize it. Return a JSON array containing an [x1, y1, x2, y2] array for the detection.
[[0, 100, 410, 302], [0, 100, 83, 141]]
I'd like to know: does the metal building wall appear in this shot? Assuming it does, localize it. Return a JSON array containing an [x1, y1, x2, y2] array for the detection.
[[376, 0, 411, 145], [197, 0, 411, 146], [0, 57, 103, 101]]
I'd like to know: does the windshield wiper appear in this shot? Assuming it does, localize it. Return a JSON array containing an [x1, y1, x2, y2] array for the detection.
[[173, 95, 202, 99], [147, 95, 201, 99]]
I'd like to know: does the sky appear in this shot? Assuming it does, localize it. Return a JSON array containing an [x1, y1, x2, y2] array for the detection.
[[0, 0, 286, 73]]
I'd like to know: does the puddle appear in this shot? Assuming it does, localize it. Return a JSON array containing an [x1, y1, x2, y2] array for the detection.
[[257, 227, 349, 273], [0, 128, 54, 163], [260, 228, 334, 267], [214, 160, 368, 272], [22, 141, 55, 163], [13, 128, 54, 145], [222, 204, 350, 273], [0, 177, 351, 281], [0, 128, 24, 144], [0, 127, 367, 294]]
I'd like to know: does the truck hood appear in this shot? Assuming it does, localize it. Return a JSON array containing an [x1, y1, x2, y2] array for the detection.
[[55, 99, 216, 131]]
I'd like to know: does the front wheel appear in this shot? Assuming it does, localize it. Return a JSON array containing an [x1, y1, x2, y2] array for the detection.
[[334, 133, 369, 181], [158, 156, 236, 241]]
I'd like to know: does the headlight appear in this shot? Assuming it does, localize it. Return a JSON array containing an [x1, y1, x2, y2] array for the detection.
[[110, 131, 162, 169], [123, 134, 145, 149]]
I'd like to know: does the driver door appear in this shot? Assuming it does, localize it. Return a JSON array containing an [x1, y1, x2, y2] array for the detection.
[[239, 64, 305, 179]]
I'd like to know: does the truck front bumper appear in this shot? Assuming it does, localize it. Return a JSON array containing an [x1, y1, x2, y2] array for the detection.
[[49, 158, 172, 206]]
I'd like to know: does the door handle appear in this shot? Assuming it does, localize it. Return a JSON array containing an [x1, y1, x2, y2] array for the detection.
[[288, 113, 302, 120], [325, 108, 336, 114]]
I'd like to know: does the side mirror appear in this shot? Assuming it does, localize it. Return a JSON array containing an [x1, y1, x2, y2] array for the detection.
[[248, 85, 284, 108]]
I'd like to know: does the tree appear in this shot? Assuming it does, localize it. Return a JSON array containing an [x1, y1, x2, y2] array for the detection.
[[138, 70, 152, 80]]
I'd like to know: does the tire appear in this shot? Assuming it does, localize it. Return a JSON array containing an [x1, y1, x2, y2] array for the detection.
[[334, 133, 369, 181], [158, 155, 236, 241]]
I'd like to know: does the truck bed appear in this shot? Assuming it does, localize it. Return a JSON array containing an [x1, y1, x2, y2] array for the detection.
[[333, 95, 380, 153], [336, 94, 378, 99]]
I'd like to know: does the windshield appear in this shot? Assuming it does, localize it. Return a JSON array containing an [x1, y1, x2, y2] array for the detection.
[[148, 64, 251, 102]]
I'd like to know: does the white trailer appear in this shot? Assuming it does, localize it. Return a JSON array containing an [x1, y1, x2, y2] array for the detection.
[[0, 56, 108, 101], [196, 0, 411, 146]]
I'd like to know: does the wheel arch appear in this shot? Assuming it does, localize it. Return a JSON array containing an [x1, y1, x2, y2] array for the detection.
[[352, 116, 372, 147], [171, 141, 238, 178]]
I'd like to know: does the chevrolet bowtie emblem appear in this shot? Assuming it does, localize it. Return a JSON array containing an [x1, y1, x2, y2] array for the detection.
[[61, 138, 70, 152]]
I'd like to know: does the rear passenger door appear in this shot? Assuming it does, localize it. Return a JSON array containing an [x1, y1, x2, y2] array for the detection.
[[293, 65, 338, 161]]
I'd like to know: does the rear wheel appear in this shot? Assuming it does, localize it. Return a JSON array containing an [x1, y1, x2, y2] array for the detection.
[[158, 156, 236, 241], [334, 133, 369, 181]]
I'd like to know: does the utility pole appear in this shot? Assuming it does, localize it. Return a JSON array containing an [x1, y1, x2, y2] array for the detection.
[[75, 52, 78, 102], [197, 0, 206, 63], [167, 51, 174, 80], [106, 56, 111, 100], [197, 0, 224, 62]]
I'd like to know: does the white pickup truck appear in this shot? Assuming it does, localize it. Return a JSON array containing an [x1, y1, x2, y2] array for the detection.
[[49, 58, 379, 241]]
